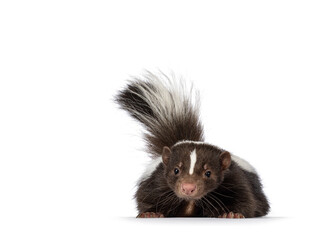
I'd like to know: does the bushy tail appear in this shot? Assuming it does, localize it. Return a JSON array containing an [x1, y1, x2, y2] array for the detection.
[[115, 71, 204, 157]]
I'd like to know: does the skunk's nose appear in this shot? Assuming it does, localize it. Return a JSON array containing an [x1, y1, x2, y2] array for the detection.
[[181, 183, 197, 195]]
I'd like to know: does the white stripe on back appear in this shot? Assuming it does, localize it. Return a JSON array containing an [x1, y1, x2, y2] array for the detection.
[[173, 140, 209, 147], [231, 154, 256, 173], [138, 157, 162, 183]]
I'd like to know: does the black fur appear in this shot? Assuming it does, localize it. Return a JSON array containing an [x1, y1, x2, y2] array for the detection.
[[115, 72, 270, 218], [115, 72, 204, 157], [135, 144, 269, 217]]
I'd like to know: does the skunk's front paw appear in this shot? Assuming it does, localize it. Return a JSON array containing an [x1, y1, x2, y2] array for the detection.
[[137, 212, 164, 218], [218, 212, 245, 219]]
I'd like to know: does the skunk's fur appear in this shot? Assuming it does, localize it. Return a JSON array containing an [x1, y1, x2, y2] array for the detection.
[[115, 72, 270, 218], [115, 71, 204, 158]]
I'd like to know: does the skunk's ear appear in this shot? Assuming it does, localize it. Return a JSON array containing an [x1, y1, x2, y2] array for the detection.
[[220, 151, 231, 170], [162, 146, 172, 165]]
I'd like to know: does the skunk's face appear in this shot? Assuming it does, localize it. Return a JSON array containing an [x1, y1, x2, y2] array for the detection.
[[162, 143, 231, 200]]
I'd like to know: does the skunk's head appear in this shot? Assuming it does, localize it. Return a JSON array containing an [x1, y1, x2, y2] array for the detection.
[[162, 142, 231, 200]]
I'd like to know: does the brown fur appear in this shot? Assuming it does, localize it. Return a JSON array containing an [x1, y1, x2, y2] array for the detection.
[[115, 73, 270, 217], [135, 142, 269, 217], [114, 72, 204, 157]]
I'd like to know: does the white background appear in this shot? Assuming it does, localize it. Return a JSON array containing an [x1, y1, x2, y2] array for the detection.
[[1, 0, 320, 239]]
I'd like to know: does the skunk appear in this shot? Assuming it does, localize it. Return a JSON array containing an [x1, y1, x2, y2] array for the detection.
[[115, 71, 269, 218]]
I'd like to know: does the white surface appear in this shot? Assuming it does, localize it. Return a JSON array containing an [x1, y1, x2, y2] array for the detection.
[[1, 0, 320, 239]]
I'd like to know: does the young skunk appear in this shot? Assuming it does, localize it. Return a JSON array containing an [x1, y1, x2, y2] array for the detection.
[[115, 72, 270, 218]]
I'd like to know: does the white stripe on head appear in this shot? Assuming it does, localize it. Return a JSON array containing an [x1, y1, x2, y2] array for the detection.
[[189, 149, 197, 175]]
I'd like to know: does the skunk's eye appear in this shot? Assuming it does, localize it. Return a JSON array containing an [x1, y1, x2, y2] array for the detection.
[[205, 171, 211, 178], [174, 168, 180, 175]]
